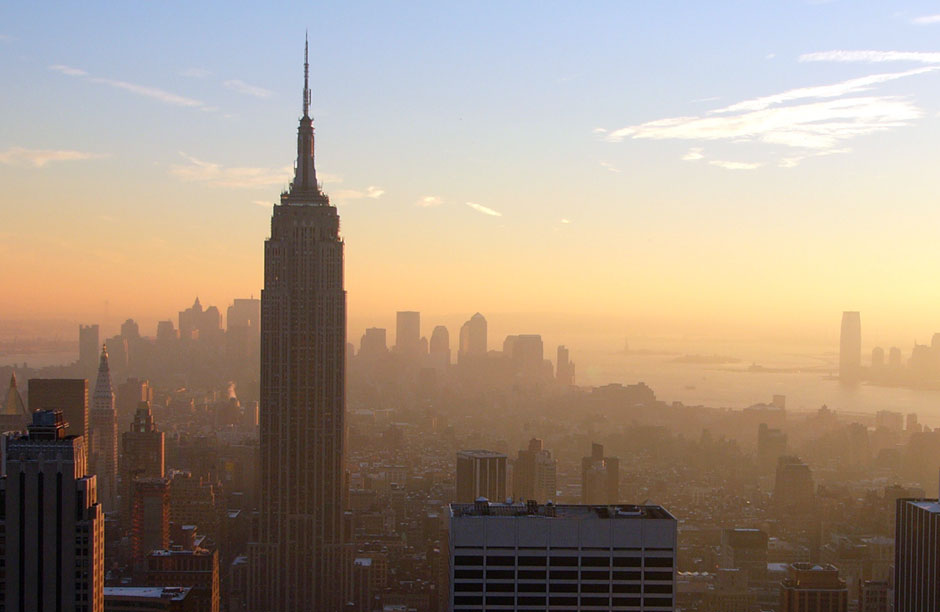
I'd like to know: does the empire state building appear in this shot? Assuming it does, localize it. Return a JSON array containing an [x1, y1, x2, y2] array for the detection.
[[249, 39, 346, 612]]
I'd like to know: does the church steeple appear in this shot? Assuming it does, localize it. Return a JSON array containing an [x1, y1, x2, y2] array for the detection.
[[288, 33, 323, 200]]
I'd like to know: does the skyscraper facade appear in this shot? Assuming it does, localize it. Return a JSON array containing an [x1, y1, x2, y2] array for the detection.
[[248, 40, 346, 612], [839, 311, 861, 382], [27, 377, 89, 445], [456, 450, 507, 503], [895, 498, 940, 611], [458, 313, 487, 363], [395, 311, 422, 358], [429, 325, 451, 368], [582, 443, 620, 504], [90, 345, 118, 512], [0, 410, 105, 612], [512, 438, 557, 503]]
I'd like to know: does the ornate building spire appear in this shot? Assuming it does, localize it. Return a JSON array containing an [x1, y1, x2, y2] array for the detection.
[[289, 34, 322, 200], [93, 344, 114, 406]]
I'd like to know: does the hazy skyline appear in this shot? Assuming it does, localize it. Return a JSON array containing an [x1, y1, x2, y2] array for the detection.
[[4, 2, 940, 347]]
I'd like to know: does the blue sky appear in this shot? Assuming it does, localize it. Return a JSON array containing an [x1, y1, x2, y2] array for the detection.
[[3, 1, 940, 347]]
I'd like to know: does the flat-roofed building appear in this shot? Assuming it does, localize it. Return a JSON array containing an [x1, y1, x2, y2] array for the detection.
[[448, 500, 677, 611], [104, 586, 193, 611]]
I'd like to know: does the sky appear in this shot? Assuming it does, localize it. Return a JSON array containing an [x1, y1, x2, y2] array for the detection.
[[3, 1, 940, 352]]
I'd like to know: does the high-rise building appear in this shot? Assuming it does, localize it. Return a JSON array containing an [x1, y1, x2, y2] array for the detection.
[[556, 345, 575, 385], [104, 586, 194, 611], [116, 377, 153, 432], [888, 346, 902, 369], [504, 334, 546, 377], [780, 562, 847, 611], [395, 311, 422, 358], [458, 313, 487, 363], [512, 438, 557, 503], [0, 372, 28, 433], [720, 528, 768, 582], [859, 580, 889, 612], [90, 345, 118, 512], [122, 401, 166, 520], [448, 501, 677, 611], [839, 311, 861, 382], [429, 325, 451, 368], [871, 347, 885, 369], [227, 298, 261, 331], [0, 410, 105, 611], [147, 547, 220, 612], [79, 323, 100, 374], [28, 377, 89, 447], [773, 456, 815, 516], [757, 423, 788, 472], [179, 297, 223, 342], [248, 39, 346, 612], [456, 450, 507, 503], [582, 443, 620, 504], [895, 498, 940, 611], [359, 327, 387, 360], [131, 478, 170, 568]]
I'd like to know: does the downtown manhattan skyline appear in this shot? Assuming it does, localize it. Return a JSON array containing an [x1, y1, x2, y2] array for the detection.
[[4, 2, 940, 352]]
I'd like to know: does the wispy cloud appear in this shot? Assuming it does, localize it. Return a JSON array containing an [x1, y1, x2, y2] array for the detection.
[[224, 79, 273, 99], [560, 218, 571, 224], [800, 50, 940, 64], [465, 202, 502, 217], [0, 34, 13, 43], [0, 147, 108, 168], [333, 186, 385, 200], [49, 64, 211, 110], [599, 161, 621, 173], [603, 67, 933, 159], [181, 67, 211, 78], [912, 14, 940, 25], [708, 160, 762, 170], [416, 195, 443, 207], [169, 152, 291, 188], [778, 147, 850, 168], [682, 147, 705, 161]]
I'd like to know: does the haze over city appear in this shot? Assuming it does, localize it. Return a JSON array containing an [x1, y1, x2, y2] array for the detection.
[[7, 3, 940, 612]]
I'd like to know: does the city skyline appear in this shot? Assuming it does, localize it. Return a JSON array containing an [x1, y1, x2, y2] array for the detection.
[[4, 2, 940, 346]]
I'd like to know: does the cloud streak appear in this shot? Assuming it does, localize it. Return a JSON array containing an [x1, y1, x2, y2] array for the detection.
[[800, 50, 940, 64], [333, 186, 385, 201], [708, 160, 762, 170], [465, 202, 502, 217], [416, 195, 443, 207], [224, 79, 273, 99], [169, 152, 291, 188], [0, 147, 108, 168], [912, 14, 940, 25], [604, 67, 934, 160], [49, 64, 210, 109]]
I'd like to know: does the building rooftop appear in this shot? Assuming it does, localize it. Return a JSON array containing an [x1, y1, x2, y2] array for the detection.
[[457, 449, 507, 459], [908, 499, 940, 513], [104, 586, 191, 600], [450, 501, 674, 520]]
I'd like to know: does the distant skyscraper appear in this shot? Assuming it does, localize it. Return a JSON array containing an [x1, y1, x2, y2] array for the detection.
[[720, 528, 768, 582], [429, 325, 451, 368], [122, 401, 165, 520], [839, 311, 861, 382], [582, 443, 620, 504], [895, 498, 940, 611], [131, 478, 170, 569], [458, 313, 487, 363], [504, 334, 546, 378], [757, 423, 787, 472], [395, 311, 422, 358], [780, 562, 847, 611], [359, 327, 388, 359], [556, 345, 575, 385], [0, 373, 28, 433], [860, 580, 889, 612], [116, 377, 153, 432], [249, 38, 346, 612], [28, 377, 89, 447], [512, 438, 557, 503], [888, 346, 902, 369], [0, 410, 104, 611], [79, 323, 100, 374], [456, 450, 507, 503], [448, 501, 677, 612], [871, 346, 885, 369], [773, 456, 815, 516], [90, 345, 118, 512]]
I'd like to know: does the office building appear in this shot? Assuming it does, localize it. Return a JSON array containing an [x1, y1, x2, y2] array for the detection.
[[780, 562, 847, 611], [458, 313, 487, 363], [895, 498, 940, 611], [456, 450, 507, 503], [248, 39, 347, 612], [429, 325, 451, 368], [757, 423, 787, 472], [359, 327, 388, 359], [0, 410, 104, 611], [116, 378, 153, 431], [395, 311, 422, 358], [90, 345, 119, 512], [859, 580, 888, 612], [774, 456, 815, 516], [512, 438, 557, 503], [448, 500, 677, 611], [178, 297, 223, 342], [720, 528, 768, 582], [28, 377, 89, 447], [147, 548, 220, 612], [104, 586, 193, 612], [582, 443, 620, 504], [556, 345, 575, 385], [79, 323, 100, 374], [839, 311, 861, 382], [0, 372, 28, 433], [122, 402, 166, 521], [131, 478, 170, 568]]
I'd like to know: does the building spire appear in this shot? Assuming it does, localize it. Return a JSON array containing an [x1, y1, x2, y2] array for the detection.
[[303, 30, 311, 118]]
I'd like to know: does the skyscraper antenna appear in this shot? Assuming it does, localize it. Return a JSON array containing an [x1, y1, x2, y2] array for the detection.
[[303, 31, 311, 117]]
